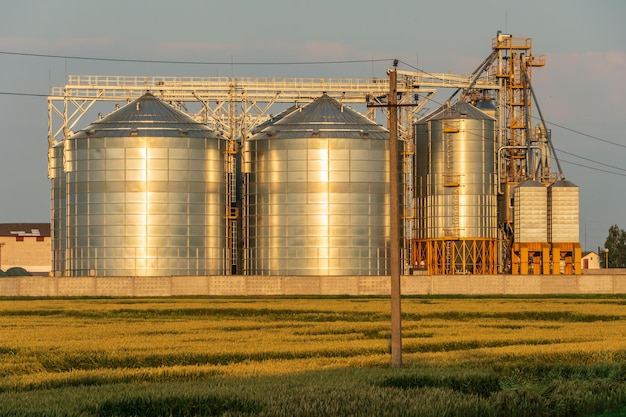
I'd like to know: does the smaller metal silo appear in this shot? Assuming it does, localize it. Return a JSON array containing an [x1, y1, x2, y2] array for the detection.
[[548, 179, 581, 274], [548, 180, 579, 243], [513, 180, 547, 243], [512, 180, 549, 274]]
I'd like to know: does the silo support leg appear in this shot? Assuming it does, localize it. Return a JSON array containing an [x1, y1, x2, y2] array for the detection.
[[574, 246, 582, 275], [542, 246, 551, 275], [520, 246, 529, 275], [552, 246, 561, 275]]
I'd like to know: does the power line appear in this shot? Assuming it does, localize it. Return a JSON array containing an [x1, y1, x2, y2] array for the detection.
[[554, 146, 626, 173], [417, 92, 625, 178], [544, 119, 626, 149], [8, 92, 620, 177], [396, 60, 626, 151], [0, 91, 48, 97], [1, 54, 624, 178], [0, 50, 394, 66], [559, 158, 626, 177], [397, 59, 453, 84]]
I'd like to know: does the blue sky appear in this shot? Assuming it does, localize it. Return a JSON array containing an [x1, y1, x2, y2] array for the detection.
[[0, 0, 624, 252]]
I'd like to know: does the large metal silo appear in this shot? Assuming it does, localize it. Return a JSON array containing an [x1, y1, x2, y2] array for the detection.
[[59, 93, 228, 276], [244, 94, 396, 275], [414, 101, 497, 274]]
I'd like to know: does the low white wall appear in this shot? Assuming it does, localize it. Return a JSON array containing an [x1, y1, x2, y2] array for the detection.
[[1, 274, 626, 297]]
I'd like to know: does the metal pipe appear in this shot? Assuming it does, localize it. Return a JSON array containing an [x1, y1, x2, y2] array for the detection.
[[496, 145, 541, 194], [447, 49, 499, 103]]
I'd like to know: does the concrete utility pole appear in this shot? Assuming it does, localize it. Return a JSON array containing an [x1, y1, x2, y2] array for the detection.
[[389, 64, 402, 367]]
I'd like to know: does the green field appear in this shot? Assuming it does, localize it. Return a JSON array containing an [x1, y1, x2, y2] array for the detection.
[[1, 295, 625, 416]]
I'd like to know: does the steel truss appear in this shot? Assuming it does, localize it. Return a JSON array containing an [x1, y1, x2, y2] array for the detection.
[[47, 75, 447, 145]]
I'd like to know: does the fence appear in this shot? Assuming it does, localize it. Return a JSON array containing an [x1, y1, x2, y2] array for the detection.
[[1, 274, 625, 297]]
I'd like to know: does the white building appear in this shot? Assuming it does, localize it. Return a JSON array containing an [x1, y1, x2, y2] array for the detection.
[[581, 251, 600, 270]]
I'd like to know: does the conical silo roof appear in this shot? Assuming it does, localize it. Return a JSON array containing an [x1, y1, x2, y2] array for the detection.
[[418, 100, 495, 124], [255, 93, 388, 140], [550, 179, 578, 188], [518, 179, 545, 188], [250, 104, 301, 134], [72, 92, 221, 139]]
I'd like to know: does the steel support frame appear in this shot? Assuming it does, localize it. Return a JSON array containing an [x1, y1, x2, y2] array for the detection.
[[492, 35, 547, 274], [511, 242, 551, 275], [551, 242, 582, 275], [413, 239, 497, 275], [46, 74, 474, 146]]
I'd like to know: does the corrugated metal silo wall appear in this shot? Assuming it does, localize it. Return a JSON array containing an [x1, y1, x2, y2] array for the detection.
[[63, 134, 228, 277], [548, 181, 579, 243], [415, 117, 497, 240], [514, 181, 548, 243], [245, 136, 392, 276]]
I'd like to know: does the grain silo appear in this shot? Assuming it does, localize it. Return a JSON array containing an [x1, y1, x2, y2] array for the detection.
[[548, 179, 581, 274], [512, 179, 549, 274], [57, 92, 229, 276], [413, 100, 497, 274], [244, 94, 398, 275]]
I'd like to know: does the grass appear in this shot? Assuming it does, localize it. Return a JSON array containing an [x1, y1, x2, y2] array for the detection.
[[0, 295, 625, 416]]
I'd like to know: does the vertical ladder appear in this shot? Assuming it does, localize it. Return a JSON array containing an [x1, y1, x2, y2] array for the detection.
[[443, 121, 460, 238], [443, 121, 460, 275], [226, 79, 238, 275], [452, 187, 460, 237], [227, 144, 239, 275]]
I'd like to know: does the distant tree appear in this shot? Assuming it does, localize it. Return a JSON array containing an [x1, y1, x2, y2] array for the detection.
[[603, 225, 626, 268]]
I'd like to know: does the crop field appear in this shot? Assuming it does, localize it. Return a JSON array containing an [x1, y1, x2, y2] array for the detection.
[[0, 295, 625, 416]]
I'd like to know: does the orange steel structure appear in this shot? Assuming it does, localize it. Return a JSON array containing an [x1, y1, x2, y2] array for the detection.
[[413, 239, 498, 275]]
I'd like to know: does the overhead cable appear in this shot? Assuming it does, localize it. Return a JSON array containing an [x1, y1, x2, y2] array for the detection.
[[0, 50, 394, 66]]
